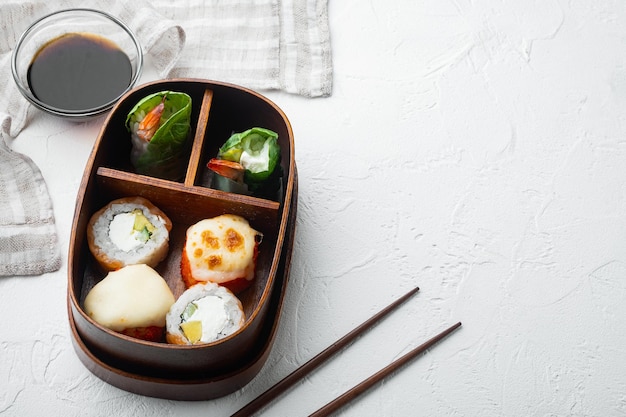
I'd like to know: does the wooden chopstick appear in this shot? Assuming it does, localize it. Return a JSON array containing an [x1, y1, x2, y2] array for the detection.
[[230, 286, 420, 417], [308, 321, 463, 417]]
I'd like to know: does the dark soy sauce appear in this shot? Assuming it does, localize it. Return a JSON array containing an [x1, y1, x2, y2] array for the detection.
[[27, 33, 132, 111]]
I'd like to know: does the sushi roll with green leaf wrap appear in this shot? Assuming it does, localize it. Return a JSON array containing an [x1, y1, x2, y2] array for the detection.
[[207, 127, 282, 197], [126, 91, 192, 181]]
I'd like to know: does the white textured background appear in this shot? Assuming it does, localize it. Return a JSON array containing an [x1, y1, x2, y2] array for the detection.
[[2, 1, 626, 416]]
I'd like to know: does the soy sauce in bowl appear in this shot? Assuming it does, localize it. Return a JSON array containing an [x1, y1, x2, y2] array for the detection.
[[12, 9, 143, 120], [27, 33, 132, 112]]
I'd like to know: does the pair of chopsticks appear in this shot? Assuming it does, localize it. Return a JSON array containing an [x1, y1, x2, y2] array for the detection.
[[231, 287, 462, 417]]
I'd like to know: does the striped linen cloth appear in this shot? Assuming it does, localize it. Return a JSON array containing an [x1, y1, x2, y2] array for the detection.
[[158, 0, 333, 97], [0, 141, 61, 276], [0, 0, 332, 275]]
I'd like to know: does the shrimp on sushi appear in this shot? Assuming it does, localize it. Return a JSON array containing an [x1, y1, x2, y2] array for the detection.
[[136, 95, 166, 142], [207, 158, 245, 183]]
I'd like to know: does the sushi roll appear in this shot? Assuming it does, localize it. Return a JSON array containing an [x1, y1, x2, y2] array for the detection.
[[207, 127, 282, 199], [87, 196, 172, 271], [166, 282, 245, 345], [125, 91, 192, 181], [180, 214, 262, 293], [84, 264, 176, 342]]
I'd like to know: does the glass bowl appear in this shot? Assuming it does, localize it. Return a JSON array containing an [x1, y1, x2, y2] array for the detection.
[[11, 8, 143, 120]]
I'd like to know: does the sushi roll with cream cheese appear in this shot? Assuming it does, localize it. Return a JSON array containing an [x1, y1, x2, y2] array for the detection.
[[180, 214, 262, 293], [166, 282, 245, 345], [87, 196, 172, 271]]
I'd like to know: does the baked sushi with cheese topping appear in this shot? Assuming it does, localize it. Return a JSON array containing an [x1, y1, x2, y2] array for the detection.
[[180, 214, 262, 293], [87, 196, 172, 271], [84, 264, 176, 342], [166, 282, 245, 345]]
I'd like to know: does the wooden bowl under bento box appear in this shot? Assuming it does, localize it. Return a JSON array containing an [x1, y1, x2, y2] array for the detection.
[[67, 79, 296, 395]]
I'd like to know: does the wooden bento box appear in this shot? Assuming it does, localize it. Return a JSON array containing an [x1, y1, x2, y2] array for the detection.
[[67, 79, 297, 399]]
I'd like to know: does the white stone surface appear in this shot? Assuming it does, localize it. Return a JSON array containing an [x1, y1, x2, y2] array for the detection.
[[2, 1, 626, 416]]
